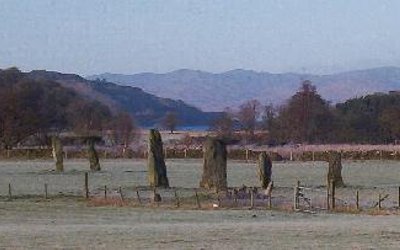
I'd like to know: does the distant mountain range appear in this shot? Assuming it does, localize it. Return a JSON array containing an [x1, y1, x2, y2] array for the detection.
[[88, 67, 400, 111], [26, 70, 219, 126]]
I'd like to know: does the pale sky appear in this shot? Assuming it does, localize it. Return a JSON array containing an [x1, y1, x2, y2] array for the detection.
[[1, 0, 400, 75]]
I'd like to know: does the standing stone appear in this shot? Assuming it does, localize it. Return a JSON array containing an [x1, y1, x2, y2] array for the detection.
[[200, 138, 227, 190], [51, 136, 64, 171], [87, 138, 100, 171], [147, 129, 169, 187], [327, 151, 344, 187], [258, 152, 272, 189]]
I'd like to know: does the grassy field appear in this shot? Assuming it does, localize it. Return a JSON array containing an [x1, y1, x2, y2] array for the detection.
[[1, 159, 400, 249], [1, 198, 400, 249], [1, 159, 400, 194]]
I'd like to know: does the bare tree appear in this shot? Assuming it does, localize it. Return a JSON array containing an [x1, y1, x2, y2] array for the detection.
[[237, 99, 261, 136], [162, 112, 179, 134], [67, 100, 111, 136], [110, 112, 137, 154], [210, 107, 235, 138]]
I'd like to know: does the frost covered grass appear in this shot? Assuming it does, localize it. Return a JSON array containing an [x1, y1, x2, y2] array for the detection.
[[1, 159, 400, 248], [0, 159, 399, 195], [1, 199, 400, 249]]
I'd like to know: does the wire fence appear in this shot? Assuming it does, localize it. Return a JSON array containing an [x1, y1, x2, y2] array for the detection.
[[2, 172, 400, 214]]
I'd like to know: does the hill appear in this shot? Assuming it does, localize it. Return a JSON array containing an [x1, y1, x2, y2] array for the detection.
[[89, 67, 400, 111], [27, 70, 219, 126]]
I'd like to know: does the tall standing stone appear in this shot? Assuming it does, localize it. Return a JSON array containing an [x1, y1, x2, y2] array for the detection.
[[258, 152, 272, 189], [147, 129, 169, 187], [200, 138, 227, 190], [52, 136, 64, 172], [87, 138, 100, 171], [327, 151, 344, 187]]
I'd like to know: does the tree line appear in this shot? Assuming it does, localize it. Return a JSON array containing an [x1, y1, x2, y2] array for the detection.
[[1, 67, 399, 148], [0, 68, 137, 149], [212, 80, 400, 145], [0, 68, 187, 150]]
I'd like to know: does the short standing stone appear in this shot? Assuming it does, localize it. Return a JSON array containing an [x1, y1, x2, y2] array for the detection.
[[52, 136, 64, 171], [147, 129, 169, 187], [200, 138, 227, 191], [87, 138, 101, 171], [327, 151, 344, 187], [258, 152, 272, 189]]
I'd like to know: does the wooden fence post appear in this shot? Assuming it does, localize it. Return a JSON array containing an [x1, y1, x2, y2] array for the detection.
[[293, 181, 299, 210], [136, 188, 142, 204], [217, 190, 221, 207], [119, 186, 124, 201], [195, 189, 201, 209], [8, 183, 12, 200], [269, 186, 272, 209], [330, 180, 336, 210], [44, 183, 48, 199], [250, 187, 255, 209], [233, 189, 238, 207], [84, 173, 89, 199], [398, 186, 400, 208], [174, 189, 180, 208], [356, 190, 359, 210], [326, 180, 330, 210], [378, 193, 382, 210]]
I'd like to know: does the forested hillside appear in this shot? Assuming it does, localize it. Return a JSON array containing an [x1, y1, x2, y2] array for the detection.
[[28, 70, 219, 126], [0, 68, 112, 148]]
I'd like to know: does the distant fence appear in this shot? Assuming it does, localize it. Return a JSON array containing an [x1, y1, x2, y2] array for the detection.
[[1, 148, 400, 161], [2, 172, 400, 213]]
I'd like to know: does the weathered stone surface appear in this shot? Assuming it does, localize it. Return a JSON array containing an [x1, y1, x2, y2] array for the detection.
[[200, 137, 227, 190], [87, 138, 100, 171], [327, 151, 344, 187], [147, 129, 169, 187], [258, 152, 272, 189], [51, 136, 63, 172]]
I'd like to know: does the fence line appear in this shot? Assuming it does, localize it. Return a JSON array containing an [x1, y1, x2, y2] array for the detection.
[[1, 148, 400, 162], [2, 173, 400, 213]]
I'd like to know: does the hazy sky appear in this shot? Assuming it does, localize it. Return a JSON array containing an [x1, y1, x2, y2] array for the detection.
[[1, 0, 400, 75]]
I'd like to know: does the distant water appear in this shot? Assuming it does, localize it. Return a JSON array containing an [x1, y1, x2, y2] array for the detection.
[[142, 125, 209, 131], [177, 125, 209, 131]]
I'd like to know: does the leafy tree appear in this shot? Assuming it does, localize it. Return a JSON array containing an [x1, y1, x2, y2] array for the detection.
[[336, 92, 400, 143], [275, 81, 334, 143]]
